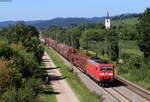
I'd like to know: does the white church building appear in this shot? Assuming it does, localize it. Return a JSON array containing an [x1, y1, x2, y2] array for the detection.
[[105, 12, 111, 29]]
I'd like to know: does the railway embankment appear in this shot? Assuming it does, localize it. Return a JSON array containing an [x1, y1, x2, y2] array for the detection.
[[45, 46, 102, 102]]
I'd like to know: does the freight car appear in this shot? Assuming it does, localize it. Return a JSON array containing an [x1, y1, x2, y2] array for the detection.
[[44, 38, 115, 86]]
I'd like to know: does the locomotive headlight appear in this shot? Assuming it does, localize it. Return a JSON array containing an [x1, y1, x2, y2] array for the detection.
[[100, 73, 104, 76], [109, 73, 113, 76]]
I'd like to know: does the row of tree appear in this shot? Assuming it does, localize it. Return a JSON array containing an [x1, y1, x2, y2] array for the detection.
[[42, 22, 139, 61], [0, 23, 46, 102], [137, 8, 150, 58], [42, 8, 150, 60]]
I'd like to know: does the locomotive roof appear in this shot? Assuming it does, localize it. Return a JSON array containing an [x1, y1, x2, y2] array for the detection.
[[90, 57, 111, 64]]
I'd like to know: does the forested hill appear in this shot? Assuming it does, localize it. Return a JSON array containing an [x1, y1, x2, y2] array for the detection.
[[0, 17, 105, 28], [0, 13, 140, 28], [33, 17, 105, 28]]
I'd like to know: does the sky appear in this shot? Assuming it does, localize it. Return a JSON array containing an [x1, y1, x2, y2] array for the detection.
[[0, 0, 150, 21]]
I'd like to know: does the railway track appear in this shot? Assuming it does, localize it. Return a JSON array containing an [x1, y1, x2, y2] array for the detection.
[[103, 88, 131, 102], [47, 46, 150, 102], [116, 75, 150, 101]]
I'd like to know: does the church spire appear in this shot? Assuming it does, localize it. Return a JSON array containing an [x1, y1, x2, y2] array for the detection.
[[106, 11, 109, 19]]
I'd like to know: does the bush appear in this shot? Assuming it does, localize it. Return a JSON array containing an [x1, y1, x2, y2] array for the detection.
[[110, 41, 119, 61], [34, 67, 47, 80], [0, 60, 12, 95], [121, 52, 143, 69], [0, 87, 40, 102], [23, 78, 44, 96], [24, 37, 44, 63]]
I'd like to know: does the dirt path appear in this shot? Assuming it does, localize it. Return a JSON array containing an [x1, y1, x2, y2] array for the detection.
[[42, 52, 80, 102]]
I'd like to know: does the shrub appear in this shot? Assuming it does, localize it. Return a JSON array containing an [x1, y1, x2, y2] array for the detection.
[[121, 52, 144, 69], [0, 87, 40, 102], [0, 60, 12, 95], [23, 78, 44, 96]]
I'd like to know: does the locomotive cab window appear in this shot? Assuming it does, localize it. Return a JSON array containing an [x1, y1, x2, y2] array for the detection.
[[100, 66, 112, 71]]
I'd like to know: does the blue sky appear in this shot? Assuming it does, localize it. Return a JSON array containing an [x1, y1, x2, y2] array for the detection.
[[0, 0, 150, 21]]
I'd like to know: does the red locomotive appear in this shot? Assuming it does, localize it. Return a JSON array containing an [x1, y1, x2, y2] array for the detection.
[[45, 38, 115, 86]]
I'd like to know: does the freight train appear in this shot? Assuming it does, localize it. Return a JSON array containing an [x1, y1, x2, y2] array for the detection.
[[45, 38, 115, 86]]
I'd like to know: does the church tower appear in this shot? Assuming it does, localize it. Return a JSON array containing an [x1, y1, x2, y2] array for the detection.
[[105, 11, 111, 29]]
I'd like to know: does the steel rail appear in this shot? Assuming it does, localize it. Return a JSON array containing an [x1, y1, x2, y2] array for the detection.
[[115, 75, 150, 101]]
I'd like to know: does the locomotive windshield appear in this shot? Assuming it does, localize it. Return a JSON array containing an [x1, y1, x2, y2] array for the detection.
[[100, 66, 112, 71]]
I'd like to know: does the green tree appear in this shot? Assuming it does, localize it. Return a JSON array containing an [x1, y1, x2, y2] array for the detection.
[[0, 24, 45, 101], [0, 87, 40, 102], [106, 30, 119, 61], [137, 8, 150, 58], [80, 29, 105, 55], [67, 27, 81, 49]]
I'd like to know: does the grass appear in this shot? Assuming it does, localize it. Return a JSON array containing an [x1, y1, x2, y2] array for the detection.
[[121, 40, 143, 56], [88, 40, 143, 57], [121, 40, 139, 50], [111, 17, 138, 26], [40, 85, 57, 102], [45, 46, 102, 102], [118, 70, 150, 90]]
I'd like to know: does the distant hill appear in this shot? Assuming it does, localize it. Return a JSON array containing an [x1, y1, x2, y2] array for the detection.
[[0, 21, 17, 27], [0, 20, 45, 28], [0, 13, 141, 28], [0, 17, 105, 28], [0, 20, 44, 27], [33, 17, 106, 28]]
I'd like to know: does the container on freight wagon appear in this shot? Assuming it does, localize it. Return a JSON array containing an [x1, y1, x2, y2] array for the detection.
[[44, 37, 115, 85]]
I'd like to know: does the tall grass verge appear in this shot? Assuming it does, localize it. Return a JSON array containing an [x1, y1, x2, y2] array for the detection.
[[40, 85, 56, 102], [45, 46, 102, 102]]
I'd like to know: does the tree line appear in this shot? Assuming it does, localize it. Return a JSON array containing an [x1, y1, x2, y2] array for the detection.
[[0, 23, 46, 102], [42, 21, 139, 61], [43, 8, 150, 59]]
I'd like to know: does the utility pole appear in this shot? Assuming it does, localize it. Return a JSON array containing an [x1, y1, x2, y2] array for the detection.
[[95, 41, 98, 57], [118, 32, 121, 59], [70, 34, 74, 72], [71, 34, 73, 47], [56, 33, 58, 41], [86, 39, 88, 56], [118, 18, 123, 72], [84, 24, 88, 56]]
